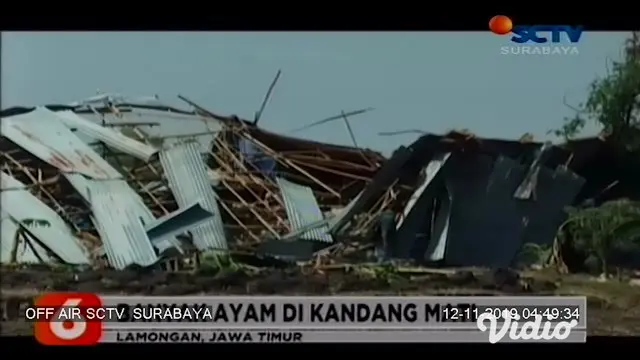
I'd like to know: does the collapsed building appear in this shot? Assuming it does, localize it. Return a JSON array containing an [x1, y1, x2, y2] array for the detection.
[[0, 95, 385, 270], [1, 94, 636, 271]]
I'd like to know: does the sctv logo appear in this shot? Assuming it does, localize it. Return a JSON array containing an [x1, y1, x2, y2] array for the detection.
[[489, 15, 583, 56]]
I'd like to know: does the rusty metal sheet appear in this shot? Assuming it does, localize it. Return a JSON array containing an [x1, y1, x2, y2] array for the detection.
[[1, 107, 121, 179]]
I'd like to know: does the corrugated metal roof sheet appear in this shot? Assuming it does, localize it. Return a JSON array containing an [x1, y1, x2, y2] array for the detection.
[[394, 152, 452, 261], [144, 202, 214, 244], [68, 93, 168, 108], [66, 173, 222, 269], [55, 110, 159, 162], [64, 174, 179, 253], [80, 178, 160, 269], [397, 152, 452, 229], [1, 107, 121, 179], [78, 107, 222, 153], [276, 177, 333, 243], [0, 172, 90, 265], [159, 141, 228, 252]]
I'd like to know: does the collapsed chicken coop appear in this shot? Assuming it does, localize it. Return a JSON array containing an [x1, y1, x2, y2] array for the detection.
[[2, 93, 636, 272], [0, 95, 390, 270], [338, 130, 639, 269]]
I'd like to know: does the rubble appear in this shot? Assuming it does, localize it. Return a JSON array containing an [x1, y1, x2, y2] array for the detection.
[[1, 93, 637, 274], [0, 95, 386, 270]]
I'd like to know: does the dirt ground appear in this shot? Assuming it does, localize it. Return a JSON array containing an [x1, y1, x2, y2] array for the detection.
[[2, 265, 639, 336]]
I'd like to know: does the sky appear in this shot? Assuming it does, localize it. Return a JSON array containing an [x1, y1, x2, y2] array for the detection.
[[1, 31, 630, 155]]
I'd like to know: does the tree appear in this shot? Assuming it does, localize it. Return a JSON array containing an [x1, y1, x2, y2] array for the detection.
[[560, 200, 640, 276], [553, 32, 640, 151], [552, 34, 640, 276]]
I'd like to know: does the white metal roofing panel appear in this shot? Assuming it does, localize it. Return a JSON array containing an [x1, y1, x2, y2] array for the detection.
[[82, 178, 159, 269], [1, 213, 53, 264], [55, 110, 159, 162], [69, 173, 182, 256], [63, 173, 93, 204], [66, 171, 189, 254], [68, 93, 168, 108], [397, 152, 452, 229], [0, 172, 91, 265], [159, 141, 227, 251], [1, 107, 121, 179], [78, 107, 220, 153], [276, 177, 332, 243]]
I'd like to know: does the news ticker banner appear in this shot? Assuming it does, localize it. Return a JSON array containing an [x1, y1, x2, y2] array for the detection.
[[28, 294, 587, 344], [103, 328, 587, 343]]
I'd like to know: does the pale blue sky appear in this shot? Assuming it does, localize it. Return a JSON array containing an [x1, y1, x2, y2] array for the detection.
[[1, 31, 630, 154]]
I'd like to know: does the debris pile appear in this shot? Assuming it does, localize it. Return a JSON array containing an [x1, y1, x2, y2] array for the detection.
[[1, 93, 637, 272], [0, 95, 388, 270]]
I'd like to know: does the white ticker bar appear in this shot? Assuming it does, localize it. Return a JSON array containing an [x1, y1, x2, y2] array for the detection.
[[101, 295, 587, 330]]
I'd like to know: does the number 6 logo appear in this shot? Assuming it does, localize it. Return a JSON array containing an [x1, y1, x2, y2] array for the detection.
[[34, 293, 103, 346]]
